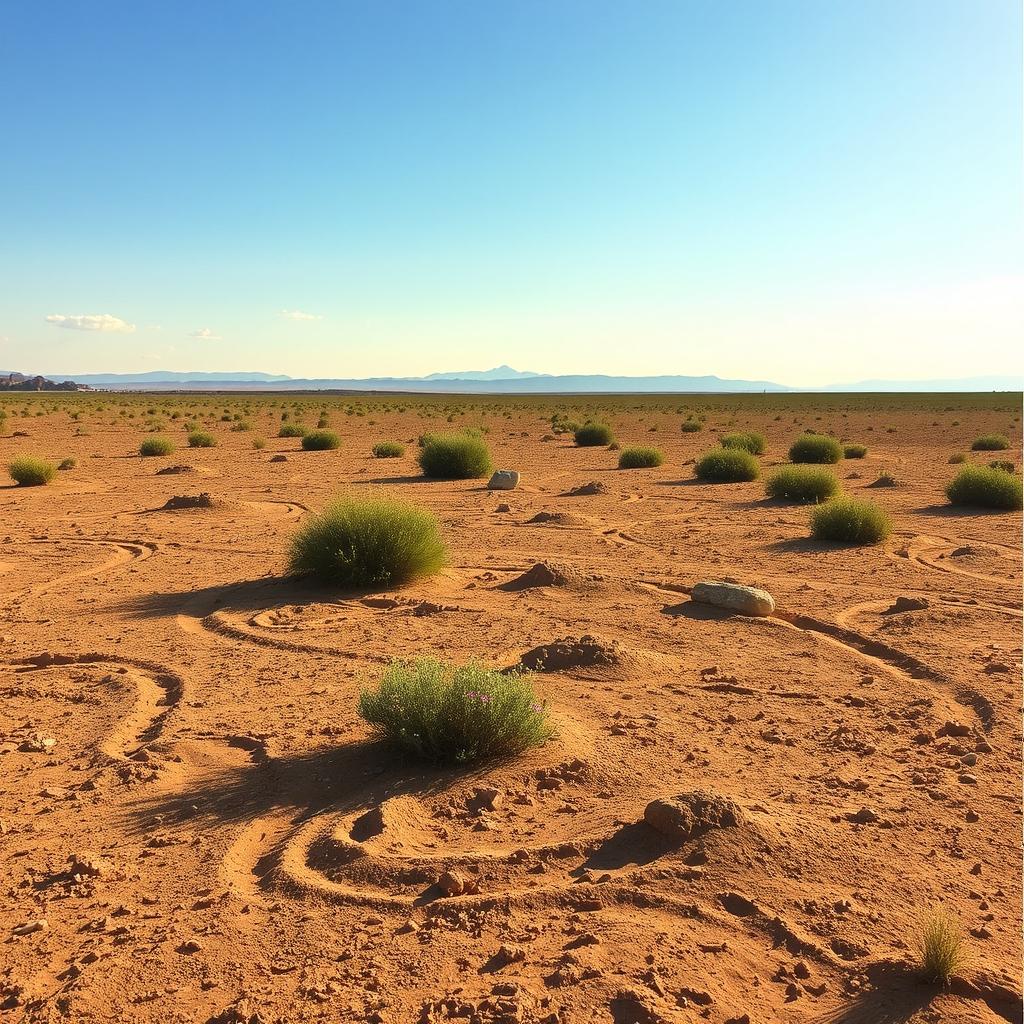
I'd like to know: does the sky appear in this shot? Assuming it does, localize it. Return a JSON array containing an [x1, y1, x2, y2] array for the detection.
[[1, 0, 1021, 386]]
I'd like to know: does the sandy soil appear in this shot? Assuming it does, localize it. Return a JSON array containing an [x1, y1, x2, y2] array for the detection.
[[1, 395, 1021, 1024]]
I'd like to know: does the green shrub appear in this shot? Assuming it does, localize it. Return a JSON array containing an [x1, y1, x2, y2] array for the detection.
[[187, 430, 217, 448], [279, 423, 308, 438], [139, 436, 175, 457], [372, 440, 406, 458], [58, 458, 76, 471], [789, 434, 843, 464], [843, 443, 868, 459], [8, 456, 56, 486], [948, 453, 967, 464], [301, 430, 342, 451], [680, 420, 701, 433], [809, 496, 891, 544], [618, 446, 664, 469], [287, 496, 446, 586], [694, 447, 760, 482], [252, 436, 266, 450], [418, 433, 492, 479], [720, 431, 766, 455], [358, 659, 552, 765], [989, 460, 1015, 474], [765, 465, 839, 503], [970, 434, 1009, 451], [574, 423, 614, 447], [230, 419, 252, 432], [916, 907, 969, 985], [945, 465, 1022, 510]]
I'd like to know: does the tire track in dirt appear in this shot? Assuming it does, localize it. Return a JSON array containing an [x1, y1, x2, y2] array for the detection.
[[892, 533, 1020, 589]]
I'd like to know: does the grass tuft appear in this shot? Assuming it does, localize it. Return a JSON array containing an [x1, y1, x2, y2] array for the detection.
[[372, 440, 406, 458], [287, 496, 446, 586], [680, 419, 702, 433], [809, 496, 891, 544], [843, 443, 868, 458], [8, 456, 56, 486], [694, 447, 760, 482], [765, 465, 839, 503], [358, 659, 553, 765], [574, 423, 615, 447], [58, 458, 76, 471], [187, 430, 217, 448], [916, 907, 969, 985], [417, 433, 492, 479], [970, 434, 1009, 451], [278, 423, 308, 438], [789, 434, 843, 464], [618, 446, 664, 469], [720, 431, 766, 455], [301, 429, 342, 451], [139, 436, 175, 457], [945, 464, 1022, 510]]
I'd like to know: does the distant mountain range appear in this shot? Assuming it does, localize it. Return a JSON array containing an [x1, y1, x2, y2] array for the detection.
[[28, 367, 1024, 393], [1, 371, 91, 392]]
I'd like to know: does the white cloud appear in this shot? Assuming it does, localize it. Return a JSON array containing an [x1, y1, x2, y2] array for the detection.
[[45, 313, 135, 333], [189, 327, 221, 340], [279, 309, 323, 321]]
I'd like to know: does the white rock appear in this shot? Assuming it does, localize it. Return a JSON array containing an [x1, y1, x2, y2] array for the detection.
[[691, 581, 774, 617], [487, 470, 520, 491]]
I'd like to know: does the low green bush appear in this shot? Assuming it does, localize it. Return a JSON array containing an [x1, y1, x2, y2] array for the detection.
[[843, 443, 868, 459], [948, 453, 967, 464], [809, 496, 891, 544], [720, 431, 766, 455], [279, 423, 308, 438], [58, 458, 76, 471], [252, 436, 266, 450], [680, 420, 701, 433], [945, 465, 1022, 510], [574, 423, 614, 447], [765, 465, 839, 503], [139, 436, 175, 457], [8, 456, 56, 486], [970, 434, 1009, 451], [187, 430, 217, 448], [418, 433, 492, 479], [301, 430, 342, 451], [618, 446, 664, 469], [789, 434, 843, 464], [358, 659, 553, 765], [694, 447, 760, 482], [989, 460, 1016, 473], [372, 440, 406, 458], [287, 496, 446, 585]]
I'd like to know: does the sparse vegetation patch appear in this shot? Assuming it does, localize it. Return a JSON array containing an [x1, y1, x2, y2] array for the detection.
[[765, 465, 839, 503], [809, 496, 891, 544], [945, 464, 1022, 510], [618, 446, 664, 469], [418, 433, 492, 479], [789, 434, 843, 464], [694, 447, 760, 482], [8, 456, 56, 486]]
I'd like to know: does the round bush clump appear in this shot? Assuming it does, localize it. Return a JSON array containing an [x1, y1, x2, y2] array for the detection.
[[989, 460, 1016, 474], [417, 433, 492, 479], [187, 430, 217, 448], [948, 453, 967, 464], [765, 465, 839, 503], [843, 443, 868, 459], [809, 497, 892, 544], [301, 430, 342, 451], [970, 434, 1009, 451], [694, 447, 760, 483], [789, 434, 843, 464], [287, 496, 446, 586], [720, 431, 766, 455], [945, 465, 1022, 510], [279, 423, 308, 438], [372, 440, 405, 458], [8, 456, 56, 486], [358, 659, 553, 765], [139, 436, 175, 457], [618, 446, 664, 469], [574, 423, 615, 447], [680, 420, 702, 433]]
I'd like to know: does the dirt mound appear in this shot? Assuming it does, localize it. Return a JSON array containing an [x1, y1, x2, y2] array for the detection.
[[519, 634, 620, 671], [160, 493, 218, 511], [526, 511, 588, 527], [155, 464, 196, 476], [562, 481, 607, 497], [644, 790, 744, 843], [884, 596, 929, 614], [951, 544, 1001, 559]]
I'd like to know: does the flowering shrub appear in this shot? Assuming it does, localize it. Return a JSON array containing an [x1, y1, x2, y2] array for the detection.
[[358, 659, 553, 764]]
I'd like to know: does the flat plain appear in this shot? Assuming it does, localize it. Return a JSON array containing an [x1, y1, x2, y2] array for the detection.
[[1, 391, 1021, 1024]]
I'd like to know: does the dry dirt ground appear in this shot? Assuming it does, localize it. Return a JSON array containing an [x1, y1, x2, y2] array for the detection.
[[1, 394, 1021, 1024]]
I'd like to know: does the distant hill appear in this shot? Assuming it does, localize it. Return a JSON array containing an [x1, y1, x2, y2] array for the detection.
[[1, 371, 91, 392], [55, 370, 292, 384], [423, 365, 542, 381]]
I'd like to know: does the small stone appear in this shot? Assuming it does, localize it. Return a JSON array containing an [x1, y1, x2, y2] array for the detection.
[[691, 581, 774, 617], [13, 920, 48, 936], [846, 807, 880, 825], [177, 939, 203, 954], [437, 870, 465, 897], [487, 470, 520, 491], [937, 721, 972, 738]]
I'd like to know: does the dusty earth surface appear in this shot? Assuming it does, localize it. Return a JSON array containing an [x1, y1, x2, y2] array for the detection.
[[0, 393, 1021, 1024]]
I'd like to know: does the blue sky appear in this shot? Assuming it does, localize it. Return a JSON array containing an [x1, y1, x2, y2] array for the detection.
[[1, 1, 1020, 384]]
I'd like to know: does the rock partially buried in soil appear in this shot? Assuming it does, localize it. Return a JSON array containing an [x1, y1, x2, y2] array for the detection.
[[161, 493, 215, 511], [884, 596, 929, 614], [519, 634, 620, 672], [644, 791, 744, 843], [691, 581, 775, 617], [562, 481, 607, 497], [487, 470, 520, 490], [155, 464, 196, 475], [270, 454, 288, 463]]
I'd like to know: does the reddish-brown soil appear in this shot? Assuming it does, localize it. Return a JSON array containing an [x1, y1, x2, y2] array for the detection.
[[1, 395, 1021, 1023]]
